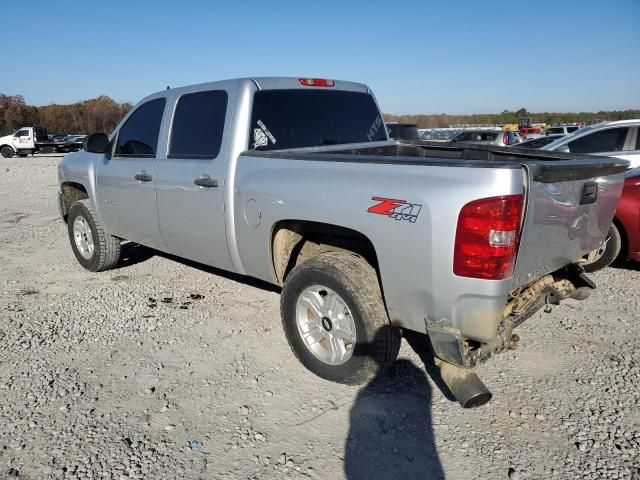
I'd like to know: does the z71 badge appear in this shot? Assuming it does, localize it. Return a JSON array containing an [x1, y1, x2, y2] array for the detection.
[[367, 197, 422, 223]]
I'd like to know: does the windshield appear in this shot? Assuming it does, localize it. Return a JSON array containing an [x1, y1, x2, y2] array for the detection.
[[248, 89, 386, 151]]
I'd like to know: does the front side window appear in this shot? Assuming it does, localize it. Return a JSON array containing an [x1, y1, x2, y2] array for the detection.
[[636, 128, 640, 150], [169, 90, 228, 158], [568, 127, 629, 154], [115, 98, 166, 157], [249, 90, 386, 151], [15, 130, 29, 137], [567, 126, 579, 133]]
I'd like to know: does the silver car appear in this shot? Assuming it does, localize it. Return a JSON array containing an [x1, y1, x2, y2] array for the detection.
[[542, 119, 640, 169]]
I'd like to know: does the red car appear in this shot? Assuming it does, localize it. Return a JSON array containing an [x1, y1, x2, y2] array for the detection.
[[584, 167, 640, 271]]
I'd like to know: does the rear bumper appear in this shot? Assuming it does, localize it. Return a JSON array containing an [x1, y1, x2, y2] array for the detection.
[[428, 266, 595, 368]]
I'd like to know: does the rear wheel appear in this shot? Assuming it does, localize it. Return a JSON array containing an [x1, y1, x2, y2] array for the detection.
[[67, 200, 121, 272], [583, 224, 622, 273], [281, 252, 401, 385], [1, 146, 14, 158]]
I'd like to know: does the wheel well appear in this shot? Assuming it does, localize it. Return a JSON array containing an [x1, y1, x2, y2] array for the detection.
[[271, 220, 379, 284], [613, 217, 628, 260], [60, 182, 89, 222], [0, 144, 14, 151]]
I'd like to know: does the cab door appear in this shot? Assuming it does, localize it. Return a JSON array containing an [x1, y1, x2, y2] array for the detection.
[[155, 87, 233, 271], [95, 97, 167, 250]]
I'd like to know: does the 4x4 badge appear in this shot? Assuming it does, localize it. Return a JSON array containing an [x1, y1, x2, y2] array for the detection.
[[368, 197, 422, 223]]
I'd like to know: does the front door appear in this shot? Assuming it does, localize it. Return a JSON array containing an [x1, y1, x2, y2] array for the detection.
[[155, 88, 233, 271], [95, 97, 167, 250]]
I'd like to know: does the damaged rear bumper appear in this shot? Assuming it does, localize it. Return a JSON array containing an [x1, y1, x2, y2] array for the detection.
[[427, 265, 595, 368]]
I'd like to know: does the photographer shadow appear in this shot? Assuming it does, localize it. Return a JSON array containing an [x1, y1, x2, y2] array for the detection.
[[344, 357, 445, 480]]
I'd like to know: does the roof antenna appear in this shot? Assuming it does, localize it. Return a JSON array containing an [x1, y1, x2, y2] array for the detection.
[[166, 85, 170, 90]]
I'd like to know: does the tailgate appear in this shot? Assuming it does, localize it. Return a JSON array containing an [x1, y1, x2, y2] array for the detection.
[[512, 157, 628, 288]]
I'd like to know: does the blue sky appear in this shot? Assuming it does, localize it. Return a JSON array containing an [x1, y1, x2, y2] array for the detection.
[[4, 0, 639, 114]]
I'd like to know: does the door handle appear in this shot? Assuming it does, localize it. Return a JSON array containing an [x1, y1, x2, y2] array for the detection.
[[194, 175, 218, 188], [134, 171, 153, 182]]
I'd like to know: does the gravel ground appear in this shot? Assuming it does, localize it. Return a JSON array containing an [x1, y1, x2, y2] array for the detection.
[[0, 155, 638, 480]]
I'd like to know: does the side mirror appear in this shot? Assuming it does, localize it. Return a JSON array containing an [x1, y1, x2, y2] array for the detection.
[[84, 133, 110, 154], [557, 145, 570, 153]]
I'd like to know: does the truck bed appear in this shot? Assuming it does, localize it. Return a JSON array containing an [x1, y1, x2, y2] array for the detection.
[[244, 141, 627, 292]]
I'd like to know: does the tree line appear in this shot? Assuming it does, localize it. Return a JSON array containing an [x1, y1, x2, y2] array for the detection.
[[384, 107, 640, 129], [2, 93, 639, 135], [0, 94, 132, 136]]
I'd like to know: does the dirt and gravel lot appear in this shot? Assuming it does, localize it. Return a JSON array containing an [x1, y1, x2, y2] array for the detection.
[[0, 154, 638, 480]]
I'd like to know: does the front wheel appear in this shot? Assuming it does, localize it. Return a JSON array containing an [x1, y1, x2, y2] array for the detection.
[[1, 146, 14, 158], [281, 252, 401, 385], [67, 200, 121, 272], [583, 224, 622, 273]]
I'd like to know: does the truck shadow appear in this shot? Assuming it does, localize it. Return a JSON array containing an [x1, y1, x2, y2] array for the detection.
[[345, 358, 445, 480], [117, 242, 281, 293]]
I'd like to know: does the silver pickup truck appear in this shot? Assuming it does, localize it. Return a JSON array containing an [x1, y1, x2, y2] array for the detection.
[[57, 77, 628, 407]]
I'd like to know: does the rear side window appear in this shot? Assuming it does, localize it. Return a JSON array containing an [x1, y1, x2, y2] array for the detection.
[[115, 98, 166, 157], [249, 90, 386, 151], [567, 126, 579, 133], [169, 90, 228, 158], [636, 128, 640, 150], [568, 127, 629, 154]]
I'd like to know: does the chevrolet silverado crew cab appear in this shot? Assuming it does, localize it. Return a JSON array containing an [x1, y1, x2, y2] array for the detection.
[[57, 77, 628, 407]]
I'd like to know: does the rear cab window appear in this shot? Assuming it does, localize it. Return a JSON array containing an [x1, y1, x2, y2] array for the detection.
[[169, 90, 228, 158], [115, 98, 166, 157], [248, 89, 386, 151]]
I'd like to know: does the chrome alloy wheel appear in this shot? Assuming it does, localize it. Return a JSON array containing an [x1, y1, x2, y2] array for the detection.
[[72, 216, 94, 260], [295, 285, 357, 366]]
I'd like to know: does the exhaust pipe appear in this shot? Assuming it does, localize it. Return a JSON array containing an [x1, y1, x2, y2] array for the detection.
[[437, 359, 492, 408]]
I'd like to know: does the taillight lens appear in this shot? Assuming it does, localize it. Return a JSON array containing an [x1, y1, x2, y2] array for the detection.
[[298, 78, 335, 87], [453, 194, 524, 280]]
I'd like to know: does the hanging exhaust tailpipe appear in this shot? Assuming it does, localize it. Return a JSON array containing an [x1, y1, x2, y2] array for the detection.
[[437, 359, 492, 408]]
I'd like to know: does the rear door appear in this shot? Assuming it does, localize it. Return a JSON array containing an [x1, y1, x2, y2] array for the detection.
[[95, 97, 166, 249], [155, 88, 233, 271]]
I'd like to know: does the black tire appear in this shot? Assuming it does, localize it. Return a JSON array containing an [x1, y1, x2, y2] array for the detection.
[[1, 146, 14, 158], [67, 199, 121, 272], [583, 224, 622, 273], [281, 252, 401, 385]]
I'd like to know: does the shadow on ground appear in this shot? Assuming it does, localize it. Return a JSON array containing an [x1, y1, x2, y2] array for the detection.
[[344, 359, 445, 480], [116, 242, 280, 292]]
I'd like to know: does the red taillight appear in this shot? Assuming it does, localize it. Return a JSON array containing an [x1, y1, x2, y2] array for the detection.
[[503, 132, 510, 145], [298, 78, 335, 87], [453, 195, 524, 280]]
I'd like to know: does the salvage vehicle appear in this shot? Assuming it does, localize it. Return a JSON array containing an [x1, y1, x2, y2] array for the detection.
[[582, 167, 640, 272], [56, 77, 628, 407], [449, 129, 523, 146], [0, 126, 58, 157], [543, 119, 640, 169]]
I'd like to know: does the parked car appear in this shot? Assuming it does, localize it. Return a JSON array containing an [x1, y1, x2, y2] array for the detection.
[[582, 167, 640, 271], [449, 129, 522, 146], [56, 77, 627, 407], [513, 134, 565, 149], [386, 123, 420, 141], [0, 126, 59, 157], [542, 119, 640, 169], [60, 135, 87, 153], [543, 125, 581, 136]]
